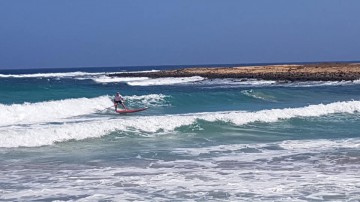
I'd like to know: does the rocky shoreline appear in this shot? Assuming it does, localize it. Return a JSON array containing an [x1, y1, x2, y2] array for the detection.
[[109, 63, 360, 81]]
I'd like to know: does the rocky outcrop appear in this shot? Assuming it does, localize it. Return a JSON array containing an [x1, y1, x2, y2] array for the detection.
[[109, 63, 360, 81]]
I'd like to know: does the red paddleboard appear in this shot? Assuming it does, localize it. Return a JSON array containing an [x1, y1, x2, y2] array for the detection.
[[115, 107, 148, 114]]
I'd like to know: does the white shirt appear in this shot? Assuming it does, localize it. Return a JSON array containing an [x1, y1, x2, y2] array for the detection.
[[114, 94, 122, 101]]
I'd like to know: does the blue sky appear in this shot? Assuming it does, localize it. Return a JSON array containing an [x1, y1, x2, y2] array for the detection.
[[0, 0, 359, 69]]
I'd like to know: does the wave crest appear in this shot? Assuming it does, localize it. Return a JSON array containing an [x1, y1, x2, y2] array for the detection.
[[0, 94, 168, 126], [1, 100, 359, 147]]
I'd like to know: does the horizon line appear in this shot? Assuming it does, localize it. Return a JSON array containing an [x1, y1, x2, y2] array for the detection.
[[1, 60, 360, 71]]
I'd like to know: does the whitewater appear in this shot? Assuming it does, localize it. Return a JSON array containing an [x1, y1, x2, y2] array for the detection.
[[1, 67, 360, 201], [1, 99, 359, 147]]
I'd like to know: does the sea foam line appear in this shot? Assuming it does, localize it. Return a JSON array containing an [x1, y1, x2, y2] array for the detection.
[[127, 76, 204, 86], [92, 76, 149, 83], [0, 100, 359, 147], [92, 76, 205, 86]]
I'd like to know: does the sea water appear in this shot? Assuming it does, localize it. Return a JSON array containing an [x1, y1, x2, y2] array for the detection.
[[0, 66, 360, 201]]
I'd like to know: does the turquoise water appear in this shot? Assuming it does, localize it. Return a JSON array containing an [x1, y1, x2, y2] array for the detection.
[[1, 67, 360, 201]]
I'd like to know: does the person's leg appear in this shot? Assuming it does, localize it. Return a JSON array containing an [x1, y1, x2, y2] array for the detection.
[[120, 102, 127, 109]]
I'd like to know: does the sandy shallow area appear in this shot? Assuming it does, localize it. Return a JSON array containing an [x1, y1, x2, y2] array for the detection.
[[110, 63, 360, 81]]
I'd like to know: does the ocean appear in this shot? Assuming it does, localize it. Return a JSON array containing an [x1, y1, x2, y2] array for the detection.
[[0, 66, 360, 201]]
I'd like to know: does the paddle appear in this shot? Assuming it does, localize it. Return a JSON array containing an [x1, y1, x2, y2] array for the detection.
[[96, 105, 115, 112]]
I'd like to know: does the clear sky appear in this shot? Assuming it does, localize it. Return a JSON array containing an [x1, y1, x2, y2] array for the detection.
[[0, 0, 359, 69]]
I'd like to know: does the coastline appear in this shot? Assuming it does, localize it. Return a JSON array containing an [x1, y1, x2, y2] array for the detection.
[[109, 63, 360, 81]]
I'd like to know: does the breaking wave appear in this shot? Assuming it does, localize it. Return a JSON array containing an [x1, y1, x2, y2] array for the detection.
[[0, 94, 168, 126], [1, 100, 359, 147]]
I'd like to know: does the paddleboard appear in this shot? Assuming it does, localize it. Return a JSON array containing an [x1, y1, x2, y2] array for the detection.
[[115, 107, 148, 114]]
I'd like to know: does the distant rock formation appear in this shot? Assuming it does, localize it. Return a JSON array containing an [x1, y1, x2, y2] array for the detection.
[[109, 63, 360, 81]]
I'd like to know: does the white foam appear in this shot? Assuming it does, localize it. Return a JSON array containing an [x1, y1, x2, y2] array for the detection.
[[0, 71, 107, 78], [92, 76, 204, 85], [92, 76, 149, 83], [0, 96, 113, 126], [174, 138, 360, 157], [127, 76, 205, 86], [2, 138, 360, 200], [196, 100, 360, 126], [0, 94, 167, 127], [200, 78, 360, 88], [125, 94, 169, 106], [1, 100, 359, 147], [279, 138, 360, 150], [125, 69, 160, 73], [199, 78, 277, 88], [0, 70, 161, 80], [288, 79, 360, 87]]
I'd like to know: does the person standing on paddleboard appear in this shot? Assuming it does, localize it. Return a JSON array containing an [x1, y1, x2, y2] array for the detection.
[[114, 92, 127, 110]]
